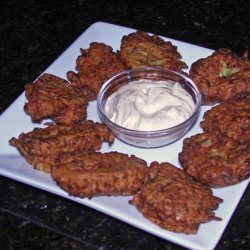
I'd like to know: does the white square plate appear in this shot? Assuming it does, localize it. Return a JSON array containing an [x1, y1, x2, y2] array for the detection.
[[0, 22, 248, 250]]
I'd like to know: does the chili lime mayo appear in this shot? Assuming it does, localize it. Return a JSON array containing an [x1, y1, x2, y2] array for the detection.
[[104, 79, 195, 131]]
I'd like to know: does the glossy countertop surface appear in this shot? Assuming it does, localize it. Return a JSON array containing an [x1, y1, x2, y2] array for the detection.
[[0, 0, 249, 249]]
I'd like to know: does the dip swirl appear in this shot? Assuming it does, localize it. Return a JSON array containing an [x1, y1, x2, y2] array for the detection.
[[105, 79, 195, 131]]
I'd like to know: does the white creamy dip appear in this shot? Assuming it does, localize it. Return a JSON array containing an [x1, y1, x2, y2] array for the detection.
[[104, 79, 195, 131]]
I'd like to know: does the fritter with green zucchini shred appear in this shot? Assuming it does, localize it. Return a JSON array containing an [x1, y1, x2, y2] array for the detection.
[[67, 42, 126, 99], [9, 120, 114, 173], [189, 48, 250, 105], [200, 96, 250, 142], [119, 31, 187, 72], [24, 73, 94, 124], [51, 151, 148, 198], [179, 133, 250, 187], [130, 161, 222, 234]]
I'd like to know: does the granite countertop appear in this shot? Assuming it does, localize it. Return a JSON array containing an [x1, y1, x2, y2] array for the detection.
[[0, 0, 249, 249]]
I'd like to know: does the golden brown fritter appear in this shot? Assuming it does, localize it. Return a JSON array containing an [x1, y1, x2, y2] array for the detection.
[[130, 161, 222, 234], [9, 121, 114, 173], [200, 96, 250, 142], [51, 151, 148, 198], [179, 133, 250, 187], [189, 48, 250, 105], [24, 73, 94, 124], [67, 42, 126, 99], [119, 31, 187, 72]]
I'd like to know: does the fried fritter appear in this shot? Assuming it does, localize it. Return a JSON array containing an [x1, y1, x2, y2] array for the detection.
[[189, 48, 250, 105], [51, 151, 148, 198], [200, 96, 250, 142], [67, 42, 126, 99], [9, 121, 114, 173], [24, 73, 94, 124], [179, 133, 250, 187], [119, 31, 187, 72], [130, 161, 222, 234]]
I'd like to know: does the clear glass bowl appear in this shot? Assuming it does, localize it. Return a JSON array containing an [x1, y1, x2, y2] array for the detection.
[[97, 67, 201, 148]]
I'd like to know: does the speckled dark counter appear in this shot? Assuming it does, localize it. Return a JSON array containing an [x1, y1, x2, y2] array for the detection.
[[0, 0, 249, 249]]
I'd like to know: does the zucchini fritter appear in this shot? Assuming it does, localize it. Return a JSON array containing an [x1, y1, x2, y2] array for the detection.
[[119, 31, 187, 72], [67, 42, 126, 99], [200, 96, 250, 142], [189, 49, 250, 105], [179, 133, 250, 187], [130, 162, 222, 234], [24, 73, 93, 124], [9, 121, 114, 173], [51, 151, 148, 198]]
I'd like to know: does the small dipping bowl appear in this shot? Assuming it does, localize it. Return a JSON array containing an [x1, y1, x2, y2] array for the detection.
[[97, 67, 201, 148]]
